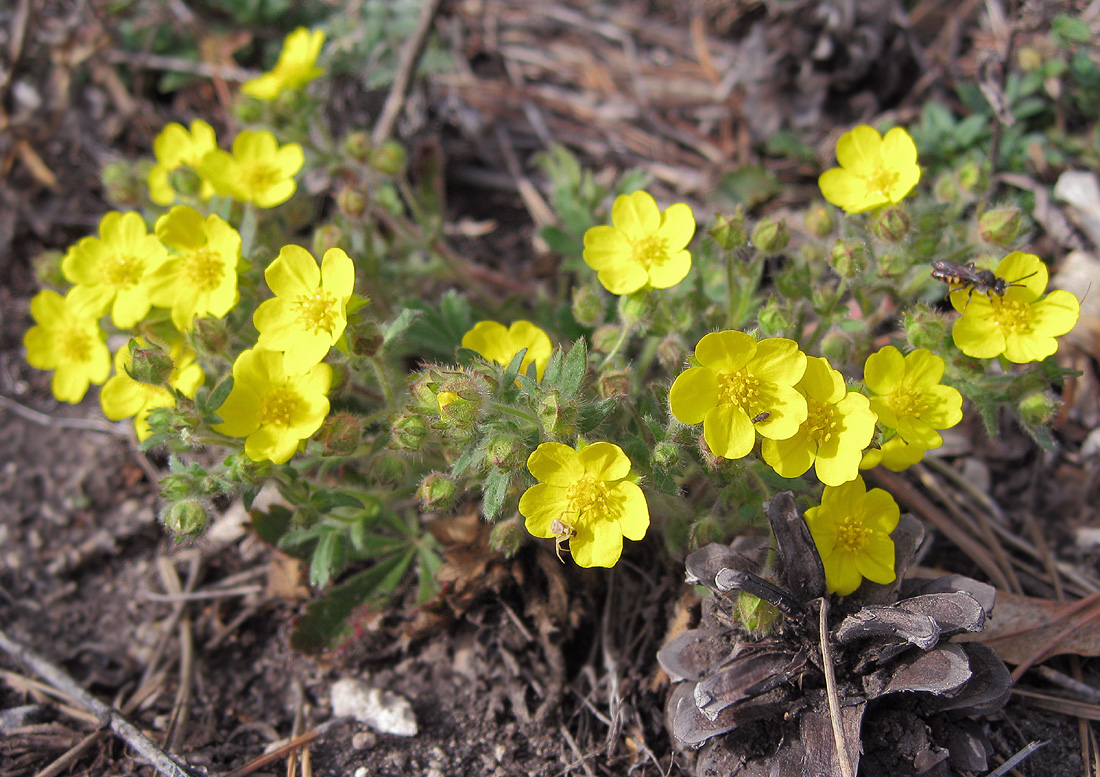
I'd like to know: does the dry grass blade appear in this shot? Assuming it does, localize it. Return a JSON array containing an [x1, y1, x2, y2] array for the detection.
[[1013, 688, 1100, 722], [819, 598, 855, 777]]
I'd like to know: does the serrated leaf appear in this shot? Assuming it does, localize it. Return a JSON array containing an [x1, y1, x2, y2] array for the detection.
[[383, 308, 422, 347], [515, 373, 539, 395], [580, 397, 619, 433], [482, 468, 511, 521], [560, 338, 588, 397], [289, 550, 414, 654], [542, 348, 565, 385], [450, 442, 482, 478], [310, 532, 345, 588]]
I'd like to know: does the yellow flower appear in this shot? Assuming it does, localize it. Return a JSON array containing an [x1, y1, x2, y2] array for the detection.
[[761, 356, 877, 486], [518, 441, 649, 568], [61, 211, 168, 328], [23, 290, 111, 403], [200, 130, 304, 208], [818, 125, 920, 214], [863, 346, 962, 449], [804, 476, 899, 596], [669, 331, 807, 460], [148, 206, 242, 331], [147, 120, 218, 205], [212, 348, 332, 464], [253, 245, 355, 374], [950, 252, 1081, 363], [241, 27, 325, 101], [582, 191, 695, 295], [860, 436, 926, 472], [461, 320, 552, 380], [99, 339, 204, 440]]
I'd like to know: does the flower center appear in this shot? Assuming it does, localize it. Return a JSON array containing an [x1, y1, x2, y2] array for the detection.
[[717, 371, 763, 416], [183, 248, 225, 292], [102, 254, 144, 289], [567, 475, 611, 517], [631, 235, 669, 269], [866, 161, 899, 199], [990, 297, 1032, 334], [887, 384, 928, 419], [835, 515, 872, 554], [295, 290, 337, 334], [261, 387, 300, 427], [804, 397, 838, 446], [59, 328, 93, 363], [245, 163, 279, 193]]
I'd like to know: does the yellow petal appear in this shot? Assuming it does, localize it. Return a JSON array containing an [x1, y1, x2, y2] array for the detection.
[[669, 366, 718, 425], [835, 125, 884, 178], [694, 330, 755, 373], [703, 404, 754, 460], [583, 225, 631, 271], [527, 441, 584, 486], [321, 248, 355, 298], [519, 483, 569, 537], [609, 481, 649, 541], [578, 441, 631, 481], [266, 245, 321, 297], [571, 521, 624, 568], [647, 249, 691, 289], [611, 191, 660, 239], [656, 202, 696, 250]]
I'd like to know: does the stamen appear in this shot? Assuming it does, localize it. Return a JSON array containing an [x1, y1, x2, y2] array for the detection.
[[262, 387, 299, 426], [631, 235, 669, 269]]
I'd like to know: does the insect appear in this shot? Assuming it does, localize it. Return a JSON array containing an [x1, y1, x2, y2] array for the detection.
[[551, 518, 577, 564], [930, 260, 1035, 306], [750, 411, 770, 424]]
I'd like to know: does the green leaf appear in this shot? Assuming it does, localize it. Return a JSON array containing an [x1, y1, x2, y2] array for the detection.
[[204, 375, 234, 414], [289, 550, 414, 654], [312, 491, 366, 512], [559, 338, 588, 398], [836, 319, 868, 333], [716, 166, 780, 209], [482, 468, 511, 521], [500, 347, 527, 388], [541, 348, 565, 386], [251, 504, 295, 546], [540, 225, 583, 258], [415, 543, 444, 604], [579, 397, 618, 433], [310, 531, 346, 588], [1053, 13, 1092, 44], [382, 308, 422, 348], [241, 484, 262, 511]]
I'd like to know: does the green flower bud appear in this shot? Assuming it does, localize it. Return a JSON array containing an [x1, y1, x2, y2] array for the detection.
[[537, 391, 577, 438], [373, 450, 407, 485], [591, 325, 622, 354], [126, 340, 173, 387], [757, 297, 793, 337], [162, 499, 207, 535], [799, 242, 824, 265], [958, 160, 988, 194], [617, 290, 652, 326], [978, 207, 1022, 247], [657, 334, 686, 374], [191, 317, 230, 357], [165, 166, 203, 201], [374, 182, 404, 217], [102, 160, 148, 207], [819, 331, 851, 366], [571, 284, 606, 328], [830, 240, 865, 278], [32, 250, 67, 290], [408, 372, 441, 414], [751, 217, 789, 254], [336, 186, 369, 219], [490, 517, 526, 558], [933, 172, 960, 204], [370, 140, 406, 176], [417, 472, 458, 512], [312, 224, 346, 257], [486, 433, 526, 469], [871, 206, 910, 243], [315, 413, 363, 456], [596, 369, 630, 399], [391, 412, 429, 451], [233, 98, 263, 123], [904, 308, 948, 352], [804, 203, 835, 238], [1018, 392, 1059, 426], [343, 131, 373, 162], [347, 318, 383, 358], [709, 208, 747, 249], [653, 441, 679, 467], [737, 591, 780, 635], [436, 377, 483, 427]]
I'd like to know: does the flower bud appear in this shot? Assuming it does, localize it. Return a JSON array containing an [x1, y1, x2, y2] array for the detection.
[[126, 341, 173, 387], [657, 334, 686, 374], [407, 372, 441, 414], [871, 206, 910, 243], [958, 160, 987, 195], [436, 377, 483, 427], [904, 309, 948, 352], [978, 207, 1022, 247], [192, 317, 230, 357], [709, 208, 747, 249], [596, 369, 630, 399], [751, 217, 789, 254], [316, 413, 363, 456], [391, 412, 429, 451], [617, 291, 652, 326], [591, 325, 622, 354], [336, 186, 369, 219], [757, 297, 792, 337], [370, 140, 406, 176], [653, 441, 679, 468], [102, 160, 148, 207], [164, 166, 203, 201], [1018, 391, 1059, 426], [804, 203, 835, 238], [347, 318, 383, 358], [737, 591, 780, 635], [312, 224, 346, 257], [933, 172, 960, 204], [819, 331, 851, 366], [417, 472, 458, 512], [830, 240, 865, 278], [343, 131, 372, 162], [162, 499, 207, 535], [537, 391, 577, 438], [373, 450, 407, 484], [33, 250, 67, 289], [490, 517, 526, 557], [486, 433, 526, 469], [571, 284, 606, 328]]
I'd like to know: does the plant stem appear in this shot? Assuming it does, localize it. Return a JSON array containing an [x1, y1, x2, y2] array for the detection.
[[598, 324, 633, 370]]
